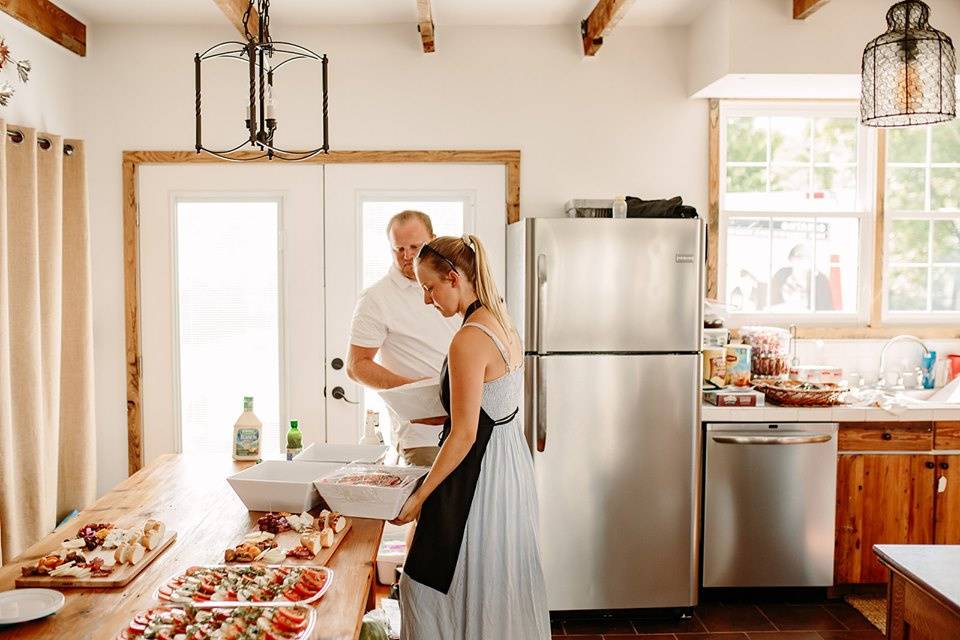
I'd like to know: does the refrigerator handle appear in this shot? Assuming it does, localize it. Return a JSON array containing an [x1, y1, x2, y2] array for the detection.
[[536, 253, 547, 353], [536, 358, 547, 452]]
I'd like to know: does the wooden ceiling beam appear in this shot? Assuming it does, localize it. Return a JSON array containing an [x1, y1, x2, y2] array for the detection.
[[581, 0, 637, 57], [793, 0, 831, 20], [416, 0, 435, 53], [212, 0, 260, 39], [0, 0, 85, 56]]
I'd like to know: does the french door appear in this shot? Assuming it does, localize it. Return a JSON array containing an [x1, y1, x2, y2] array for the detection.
[[138, 162, 505, 465]]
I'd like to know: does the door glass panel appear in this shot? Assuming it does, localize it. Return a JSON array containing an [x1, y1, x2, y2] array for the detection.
[[358, 199, 466, 445], [175, 200, 281, 458]]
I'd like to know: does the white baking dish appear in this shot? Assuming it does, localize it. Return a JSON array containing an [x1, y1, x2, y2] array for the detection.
[[314, 464, 428, 520], [294, 442, 388, 464], [227, 460, 342, 512]]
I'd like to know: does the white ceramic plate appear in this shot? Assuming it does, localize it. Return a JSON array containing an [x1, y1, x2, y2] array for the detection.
[[0, 588, 65, 625]]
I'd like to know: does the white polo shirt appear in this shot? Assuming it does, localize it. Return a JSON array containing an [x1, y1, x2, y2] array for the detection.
[[349, 265, 459, 449]]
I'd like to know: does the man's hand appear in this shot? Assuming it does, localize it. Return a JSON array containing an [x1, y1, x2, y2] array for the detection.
[[410, 416, 447, 426]]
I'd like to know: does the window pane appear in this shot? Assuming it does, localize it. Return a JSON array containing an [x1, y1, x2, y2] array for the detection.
[[932, 267, 960, 311], [888, 127, 927, 163], [888, 266, 928, 311], [726, 166, 766, 193], [933, 220, 960, 263], [770, 117, 810, 164], [770, 166, 809, 194], [770, 219, 815, 313], [725, 218, 771, 312], [361, 200, 465, 289], [726, 117, 766, 162], [814, 118, 857, 164], [812, 218, 860, 313], [886, 167, 926, 211], [176, 201, 281, 458], [813, 166, 857, 209], [930, 168, 960, 211], [931, 119, 960, 163], [888, 219, 930, 263], [360, 199, 465, 446]]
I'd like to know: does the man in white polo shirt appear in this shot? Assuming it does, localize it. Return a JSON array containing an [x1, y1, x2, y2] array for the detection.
[[346, 210, 459, 467]]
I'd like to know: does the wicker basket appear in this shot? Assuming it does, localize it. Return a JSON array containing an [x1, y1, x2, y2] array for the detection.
[[753, 381, 848, 407]]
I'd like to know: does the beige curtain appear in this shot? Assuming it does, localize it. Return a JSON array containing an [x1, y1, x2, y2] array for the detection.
[[0, 122, 96, 564]]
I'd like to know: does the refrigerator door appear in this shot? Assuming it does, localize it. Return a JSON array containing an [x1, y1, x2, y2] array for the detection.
[[508, 218, 703, 354], [532, 353, 702, 610]]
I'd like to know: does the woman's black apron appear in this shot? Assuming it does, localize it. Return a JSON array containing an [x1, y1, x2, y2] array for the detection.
[[402, 301, 519, 594]]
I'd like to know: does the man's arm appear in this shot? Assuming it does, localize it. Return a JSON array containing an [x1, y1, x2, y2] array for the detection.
[[346, 344, 418, 390]]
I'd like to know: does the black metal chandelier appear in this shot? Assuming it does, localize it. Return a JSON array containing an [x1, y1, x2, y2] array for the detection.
[[861, 0, 956, 128], [194, 0, 329, 161]]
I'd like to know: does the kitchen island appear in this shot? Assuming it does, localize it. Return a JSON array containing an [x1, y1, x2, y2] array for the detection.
[[0, 454, 384, 640], [875, 544, 960, 640]]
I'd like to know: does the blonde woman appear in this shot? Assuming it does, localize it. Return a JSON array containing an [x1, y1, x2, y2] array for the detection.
[[389, 234, 550, 639]]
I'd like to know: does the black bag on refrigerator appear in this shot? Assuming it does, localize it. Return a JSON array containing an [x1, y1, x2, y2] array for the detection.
[[625, 195, 698, 219]]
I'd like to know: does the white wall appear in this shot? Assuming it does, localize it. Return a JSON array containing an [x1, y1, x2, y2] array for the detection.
[[0, 12, 85, 136], [83, 23, 708, 494], [690, 0, 960, 97]]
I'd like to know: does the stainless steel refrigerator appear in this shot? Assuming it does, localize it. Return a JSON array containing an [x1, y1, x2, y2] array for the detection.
[[507, 217, 704, 612]]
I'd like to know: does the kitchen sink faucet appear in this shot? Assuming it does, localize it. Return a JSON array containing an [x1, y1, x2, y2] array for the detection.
[[877, 334, 930, 390]]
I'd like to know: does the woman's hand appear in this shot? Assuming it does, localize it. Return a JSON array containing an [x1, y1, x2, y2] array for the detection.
[[410, 416, 447, 426], [389, 491, 423, 526]]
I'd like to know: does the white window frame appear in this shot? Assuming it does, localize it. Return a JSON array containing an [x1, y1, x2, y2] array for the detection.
[[718, 100, 877, 326], [170, 193, 287, 456], [882, 124, 960, 324]]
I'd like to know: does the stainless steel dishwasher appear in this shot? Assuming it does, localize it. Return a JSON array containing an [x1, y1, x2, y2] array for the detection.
[[703, 422, 838, 587]]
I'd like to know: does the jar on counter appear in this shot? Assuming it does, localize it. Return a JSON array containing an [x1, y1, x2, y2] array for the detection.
[[739, 326, 790, 379]]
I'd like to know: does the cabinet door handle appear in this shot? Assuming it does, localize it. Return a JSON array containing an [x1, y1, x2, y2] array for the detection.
[[925, 461, 936, 469], [882, 432, 893, 441], [941, 462, 950, 470]]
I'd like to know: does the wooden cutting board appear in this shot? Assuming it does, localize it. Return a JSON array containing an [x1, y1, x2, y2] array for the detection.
[[16, 530, 177, 589], [225, 519, 353, 567]]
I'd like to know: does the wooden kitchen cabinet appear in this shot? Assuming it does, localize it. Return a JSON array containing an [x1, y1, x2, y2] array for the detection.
[[835, 453, 936, 584], [934, 455, 960, 545]]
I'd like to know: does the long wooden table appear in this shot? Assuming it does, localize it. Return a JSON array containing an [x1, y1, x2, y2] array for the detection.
[[0, 454, 385, 640], [875, 544, 960, 640]]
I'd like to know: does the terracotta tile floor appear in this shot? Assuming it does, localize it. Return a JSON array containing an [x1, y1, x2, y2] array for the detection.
[[551, 598, 884, 639]]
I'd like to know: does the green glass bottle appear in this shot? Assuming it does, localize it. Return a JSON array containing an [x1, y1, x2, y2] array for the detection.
[[286, 419, 303, 460]]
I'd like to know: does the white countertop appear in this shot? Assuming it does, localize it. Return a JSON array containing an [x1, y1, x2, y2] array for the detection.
[[702, 402, 960, 423]]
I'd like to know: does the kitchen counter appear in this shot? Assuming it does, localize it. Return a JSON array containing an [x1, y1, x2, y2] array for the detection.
[[875, 545, 960, 639], [0, 454, 384, 640], [702, 402, 960, 423]]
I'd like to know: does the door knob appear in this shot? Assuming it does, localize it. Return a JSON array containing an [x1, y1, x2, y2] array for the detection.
[[330, 386, 359, 404], [331, 357, 344, 370]]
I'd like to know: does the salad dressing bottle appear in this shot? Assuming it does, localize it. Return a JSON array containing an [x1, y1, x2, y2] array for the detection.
[[232, 396, 262, 460]]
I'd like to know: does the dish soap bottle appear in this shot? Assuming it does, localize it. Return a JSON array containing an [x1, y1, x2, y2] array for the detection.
[[233, 396, 262, 461], [360, 409, 382, 445], [286, 419, 303, 460]]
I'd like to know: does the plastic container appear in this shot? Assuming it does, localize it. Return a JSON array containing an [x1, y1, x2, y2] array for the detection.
[[227, 460, 342, 512], [703, 328, 729, 348], [294, 442, 389, 464], [314, 464, 429, 520], [611, 196, 628, 219], [739, 326, 790, 378], [376, 539, 407, 585]]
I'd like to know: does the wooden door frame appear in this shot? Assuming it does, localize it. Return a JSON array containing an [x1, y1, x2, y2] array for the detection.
[[123, 149, 521, 475]]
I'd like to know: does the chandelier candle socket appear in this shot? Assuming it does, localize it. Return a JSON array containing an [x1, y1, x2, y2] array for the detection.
[[861, 0, 956, 127], [195, 0, 329, 161]]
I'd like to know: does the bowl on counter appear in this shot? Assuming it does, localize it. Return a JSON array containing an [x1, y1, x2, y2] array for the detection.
[[227, 460, 343, 512]]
